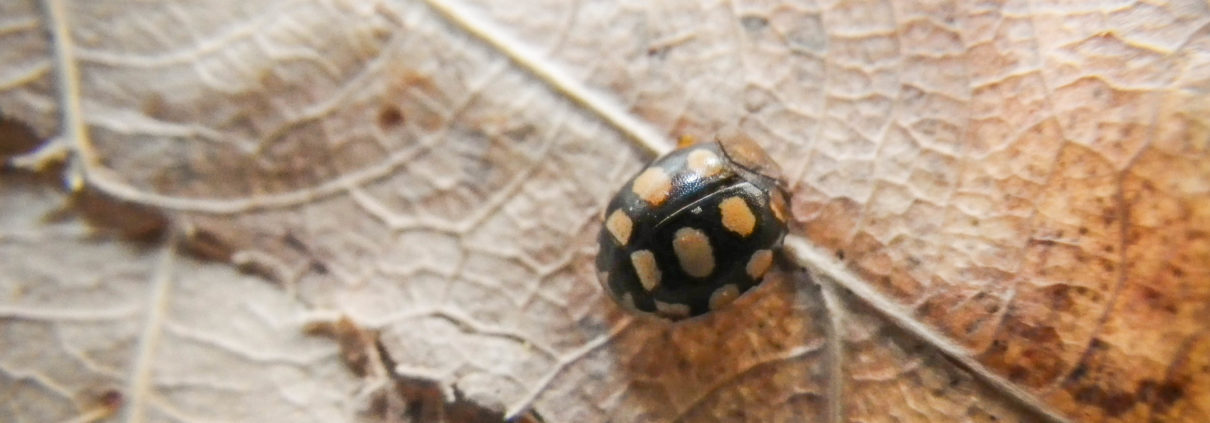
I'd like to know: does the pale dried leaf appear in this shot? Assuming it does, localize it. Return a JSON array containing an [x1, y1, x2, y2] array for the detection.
[[1, 0, 1207, 422], [0, 172, 359, 422]]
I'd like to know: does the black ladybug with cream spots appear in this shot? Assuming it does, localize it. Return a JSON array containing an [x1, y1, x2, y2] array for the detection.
[[596, 130, 791, 320]]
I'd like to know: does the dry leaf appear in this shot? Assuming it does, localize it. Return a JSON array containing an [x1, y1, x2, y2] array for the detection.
[[2, 0, 1207, 422], [0, 171, 359, 421]]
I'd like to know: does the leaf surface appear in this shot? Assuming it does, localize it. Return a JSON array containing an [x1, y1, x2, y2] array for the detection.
[[1, 0, 1207, 422]]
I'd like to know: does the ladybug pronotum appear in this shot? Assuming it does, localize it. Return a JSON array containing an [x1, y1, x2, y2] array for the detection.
[[595, 130, 790, 320]]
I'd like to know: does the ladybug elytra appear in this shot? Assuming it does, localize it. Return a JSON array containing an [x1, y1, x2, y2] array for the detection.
[[595, 130, 790, 320]]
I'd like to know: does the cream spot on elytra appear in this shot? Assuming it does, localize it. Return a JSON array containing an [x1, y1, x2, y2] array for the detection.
[[631, 167, 672, 206], [605, 209, 633, 245], [719, 196, 756, 237], [709, 284, 740, 311], [687, 148, 723, 177], [654, 301, 690, 319], [746, 249, 774, 279], [673, 227, 715, 278], [630, 250, 661, 291]]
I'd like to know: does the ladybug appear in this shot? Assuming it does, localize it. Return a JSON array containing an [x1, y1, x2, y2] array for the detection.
[[595, 130, 791, 320]]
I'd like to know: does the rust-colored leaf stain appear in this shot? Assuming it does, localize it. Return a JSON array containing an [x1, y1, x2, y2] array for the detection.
[[377, 104, 406, 129]]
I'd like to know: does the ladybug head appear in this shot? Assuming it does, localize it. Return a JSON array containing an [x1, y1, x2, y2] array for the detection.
[[714, 126, 786, 188]]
